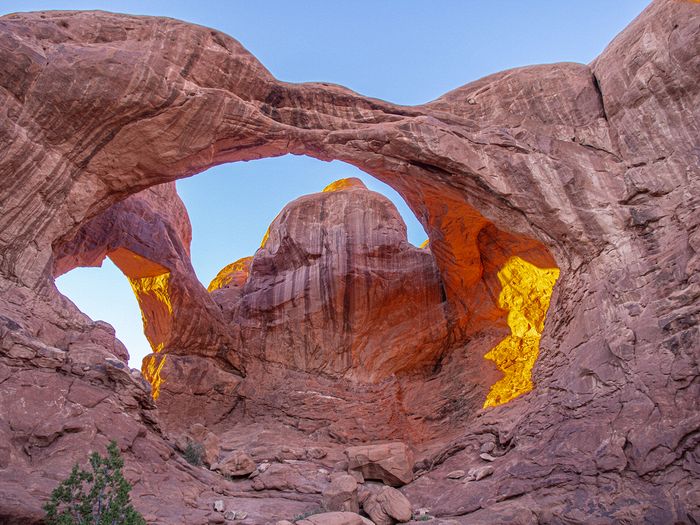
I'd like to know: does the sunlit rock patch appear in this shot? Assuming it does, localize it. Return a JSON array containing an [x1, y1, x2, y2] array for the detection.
[[322, 177, 367, 193], [207, 256, 252, 292], [483, 256, 560, 408], [128, 272, 174, 352], [142, 353, 167, 400]]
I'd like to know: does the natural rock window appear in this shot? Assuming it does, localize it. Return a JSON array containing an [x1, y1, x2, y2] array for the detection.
[[1, 4, 696, 522]]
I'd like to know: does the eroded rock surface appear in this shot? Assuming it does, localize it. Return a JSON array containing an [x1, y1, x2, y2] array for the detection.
[[346, 442, 414, 487], [53, 182, 243, 373], [217, 178, 449, 381], [0, 1, 698, 523]]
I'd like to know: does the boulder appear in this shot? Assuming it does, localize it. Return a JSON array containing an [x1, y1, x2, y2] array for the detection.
[[322, 474, 359, 513], [187, 423, 220, 467], [345, 443, 414, 487], [213, 450, 256, 477], [363, 486, 412, 525]]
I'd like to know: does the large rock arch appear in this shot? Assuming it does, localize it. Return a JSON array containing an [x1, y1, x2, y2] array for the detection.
[[0, 1, 697, 522]]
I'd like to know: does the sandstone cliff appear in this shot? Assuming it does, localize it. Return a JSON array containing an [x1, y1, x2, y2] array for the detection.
[[213, 177, 449, 381], [0, 1, 697, 523]]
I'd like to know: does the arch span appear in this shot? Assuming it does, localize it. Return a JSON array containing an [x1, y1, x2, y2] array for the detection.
[[0, 2, 698, 522]]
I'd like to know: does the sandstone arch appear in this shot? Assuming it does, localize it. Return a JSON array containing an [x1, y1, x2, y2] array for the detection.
[[0, 1, 698, 522]]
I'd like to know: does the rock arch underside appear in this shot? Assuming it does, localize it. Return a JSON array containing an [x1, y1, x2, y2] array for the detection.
[[0, 1, 698, 523]]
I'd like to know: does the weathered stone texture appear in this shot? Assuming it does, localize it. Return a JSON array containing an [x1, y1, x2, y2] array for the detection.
[[0, 1, 697, 523]]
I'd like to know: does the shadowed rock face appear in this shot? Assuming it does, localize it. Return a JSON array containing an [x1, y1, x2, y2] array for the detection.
[[0, 1, 698, 523]]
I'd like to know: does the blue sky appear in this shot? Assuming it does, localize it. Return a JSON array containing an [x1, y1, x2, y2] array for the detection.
[[6, 0, 650, 367]]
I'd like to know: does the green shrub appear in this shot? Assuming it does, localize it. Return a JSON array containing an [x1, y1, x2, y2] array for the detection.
[[43, 440, 146, 525], [183, 441, 204, 466]]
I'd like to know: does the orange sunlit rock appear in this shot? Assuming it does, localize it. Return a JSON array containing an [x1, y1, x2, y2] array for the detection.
[[207, 256, 252, 292], [128, 272, 173, 353], [142, 353, 167, 400], [260, 226, 271, 248], [109, 246, 170, 279], [322, 177, 367, 192], [483, 256, 560, 408]]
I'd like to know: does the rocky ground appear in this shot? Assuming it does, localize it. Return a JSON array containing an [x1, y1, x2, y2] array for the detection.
[[0, 0, 698, 523]]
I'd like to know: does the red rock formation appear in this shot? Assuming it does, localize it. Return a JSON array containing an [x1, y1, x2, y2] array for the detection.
[[0, 1, 697, 523], [216, 177, 449, 381], [208, 256, 252, 292], [53, 182, 243, 373]]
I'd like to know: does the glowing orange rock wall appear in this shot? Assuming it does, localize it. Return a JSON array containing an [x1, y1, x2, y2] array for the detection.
[[207, 256, 252, 292], [483, 257, 560, 408]]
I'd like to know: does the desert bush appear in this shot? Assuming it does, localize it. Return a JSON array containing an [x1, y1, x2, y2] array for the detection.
[[183, 441, 205, 466], [43, 440, 146, 525]]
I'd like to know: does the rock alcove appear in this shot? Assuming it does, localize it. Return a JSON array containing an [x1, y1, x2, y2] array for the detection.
[[0, 2, 698, 523], [53, 166, 560, 444]]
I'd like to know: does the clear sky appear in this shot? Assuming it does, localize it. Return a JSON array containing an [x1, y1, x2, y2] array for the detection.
[[6, 0, 651, 368]]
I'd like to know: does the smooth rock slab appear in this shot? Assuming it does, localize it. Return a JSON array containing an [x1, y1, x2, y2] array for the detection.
[[296, 512, 375, 525]]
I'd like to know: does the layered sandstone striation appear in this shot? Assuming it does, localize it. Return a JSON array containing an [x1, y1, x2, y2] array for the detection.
[[53, 183, 243, 372], [215, 177, 449, 381], [0, 1, 698, 523]]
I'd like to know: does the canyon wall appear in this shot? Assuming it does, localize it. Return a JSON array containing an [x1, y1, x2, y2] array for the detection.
[[0, 0, 698, 522]]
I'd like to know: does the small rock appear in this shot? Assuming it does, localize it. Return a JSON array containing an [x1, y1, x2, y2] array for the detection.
[[464, 465, 494, 481], [235, 511, 248, 520], [307, 446, 327, 459], [415, 507, 430, 516], [223, 510, 236, 520], [213, 500, 224, 512], [479, 453, 496, 462], [480, 442, 495, 453], [214, 450, 256, 477], [446, 470, 465, 479]]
